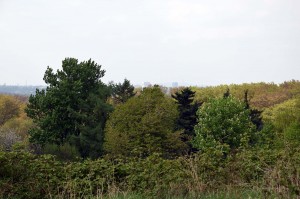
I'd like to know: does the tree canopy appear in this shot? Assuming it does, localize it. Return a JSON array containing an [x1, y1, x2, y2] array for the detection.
[[0, 95, 20, 126], [110, 78, 135, 105], [193, 96, 255, 154], [104, 86, 187, 158], [25, 58, 112, 158], [172, 87, 201, 150], [263, 97, 300, 146]]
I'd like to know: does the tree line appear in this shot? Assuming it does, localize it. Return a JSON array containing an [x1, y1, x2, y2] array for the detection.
[[1, 58, 299, 198], [22, 58, 266, 159]]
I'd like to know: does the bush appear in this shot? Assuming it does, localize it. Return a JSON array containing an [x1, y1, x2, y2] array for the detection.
[[0, 152, 63, 199], [42, 143, 81, 161], [262, 147, 300, 197], [126, 153, 185, 196], [1, 147, 299, 198], [0, 151, 127, 198]]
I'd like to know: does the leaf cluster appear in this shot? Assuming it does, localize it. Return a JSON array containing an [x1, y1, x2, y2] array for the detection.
[[193, 96, 255, 154]]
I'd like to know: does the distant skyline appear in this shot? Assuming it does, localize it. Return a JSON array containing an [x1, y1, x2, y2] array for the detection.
[[0, 0, 299, 86]]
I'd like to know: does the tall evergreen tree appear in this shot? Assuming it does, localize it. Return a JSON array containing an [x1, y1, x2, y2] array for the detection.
[[26, 58, 112, 158], [244, 90, 263, 131], [111, 78, 135, 105], [172, 88, 201, 142], [223, 88, 230, 98]]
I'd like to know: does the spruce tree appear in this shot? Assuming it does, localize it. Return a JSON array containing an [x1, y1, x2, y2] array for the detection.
[[244, 90, 263, 131], [172, 88, 201, 143]]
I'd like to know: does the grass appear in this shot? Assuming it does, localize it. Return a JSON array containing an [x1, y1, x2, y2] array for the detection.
[[102, 188, 274, 199]]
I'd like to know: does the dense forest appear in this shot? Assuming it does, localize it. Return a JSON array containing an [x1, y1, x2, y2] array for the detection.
[[0, 58, 300, 198]]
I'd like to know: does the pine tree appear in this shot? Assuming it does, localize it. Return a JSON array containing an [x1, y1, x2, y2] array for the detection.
[[26, 58, 112, 158], [111, 79, 135, 105]]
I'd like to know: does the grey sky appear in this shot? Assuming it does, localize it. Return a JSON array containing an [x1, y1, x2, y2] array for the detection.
[[0, 0, 299, 86]]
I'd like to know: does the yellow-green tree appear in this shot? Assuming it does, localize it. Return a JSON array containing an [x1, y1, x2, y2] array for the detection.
[[0, 95, 21, 125], [104, 87, 187, 158], [263, 98, 300, 145]]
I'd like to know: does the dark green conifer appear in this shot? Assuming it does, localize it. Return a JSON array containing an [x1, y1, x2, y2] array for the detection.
[[111, 78, 135, 104], [244, 90, 263, 131], [26, 58, 112, 158], [172, 88, 201, 144]]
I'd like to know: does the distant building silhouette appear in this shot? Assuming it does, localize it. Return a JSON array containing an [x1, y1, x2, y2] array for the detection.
[[172, 82, 178, 88], [143, 82, 152, 88]]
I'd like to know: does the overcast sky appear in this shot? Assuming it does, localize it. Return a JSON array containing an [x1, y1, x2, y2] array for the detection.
[[0, 0, 299, 86]]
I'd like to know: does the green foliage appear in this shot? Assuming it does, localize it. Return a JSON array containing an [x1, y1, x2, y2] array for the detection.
[[25, 58, 113, 158], [193, 96, 255, 154], [126, 153, 185, 196], [0, 152, 64, 199], [228, 148, 279, 184], [110, 78, 135, 105], [192, 80, 300, 109], [262, 98, 300, 146], [0, 151, 128, 198], [42, 143, 81, 161], [172, 87, 201, 142], [262, 147, 300, 197], [1, 81, 299, 198], [284, 122, 300, 145], [104, 87, 187, 158], [1, 146, 300, 198]]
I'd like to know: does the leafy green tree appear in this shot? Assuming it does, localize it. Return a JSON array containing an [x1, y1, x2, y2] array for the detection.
[[25, 58, 112, 158], [104, 87, 187, 158], [193, 96, 255, 154], [172, 88, 201, 145], [110, 78, 135, 105]]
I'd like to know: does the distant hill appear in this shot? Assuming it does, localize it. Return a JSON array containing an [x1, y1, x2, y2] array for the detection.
[[0, 85, 46, 96]]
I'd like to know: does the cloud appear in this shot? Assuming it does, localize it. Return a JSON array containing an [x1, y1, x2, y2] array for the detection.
[[166, 1, 210, 24], [0, 0, 299, 85], [166, 0, 250, 25]]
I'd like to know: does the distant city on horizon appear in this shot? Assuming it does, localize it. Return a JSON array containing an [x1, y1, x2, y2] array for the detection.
[[1, 79, 299, 96], [0, 82, 184, 96]]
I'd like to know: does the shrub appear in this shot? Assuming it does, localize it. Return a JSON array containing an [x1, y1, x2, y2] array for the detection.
[[0, 129, 22, 151], [42, 143, 81, 161]]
